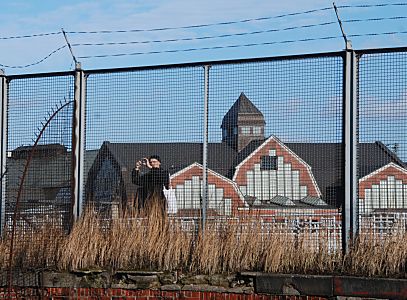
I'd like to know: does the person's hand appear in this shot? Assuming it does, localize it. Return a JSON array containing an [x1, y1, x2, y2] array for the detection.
[[144, 158, 152, 169], [135, 160, 142, 170]]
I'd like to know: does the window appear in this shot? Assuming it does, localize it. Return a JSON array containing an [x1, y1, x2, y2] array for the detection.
[[253, 126, 262, 135], [241, 126, 250, 135], [260, 155, 278, 170], [222, 128, 228, 138], [233, 127, 238, 135]]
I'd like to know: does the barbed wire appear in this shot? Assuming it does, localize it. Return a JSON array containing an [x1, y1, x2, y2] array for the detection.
[[345, 15, 407, 23], [65, 3, 407, 35], [71, 21, 337, 47], [0, 7, 332, 40], [70, 16, 407, 48], [0, 45, 66, 69], [66, 7, 334, 34], [1, 2, 406, 40], [77, 36, 342, 59], [349, 30, 407, 38], [0, 2, 406, 68], [2, 30, 407, 68], [0, 32, 61, 40], [338, 3, 407, 9], [0, 2, 405, 40], [76, 30, 407, 60]]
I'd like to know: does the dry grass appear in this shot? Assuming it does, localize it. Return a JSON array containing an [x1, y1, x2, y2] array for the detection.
[[343, 229, 407, 278], [0, 222, 65, 270], [0, 201, 406, 278]]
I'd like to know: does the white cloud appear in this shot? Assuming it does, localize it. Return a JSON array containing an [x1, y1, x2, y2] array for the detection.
[[360, 91, 407, 119]]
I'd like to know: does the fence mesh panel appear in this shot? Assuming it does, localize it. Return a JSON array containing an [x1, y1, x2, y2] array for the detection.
[[3, 47, 407, 286], [83, 67, 204, 221], [357, 50, 407, 236], [208, 56, 344, 249], [3, 74, 73, 295], [6, 75, 74, 233]]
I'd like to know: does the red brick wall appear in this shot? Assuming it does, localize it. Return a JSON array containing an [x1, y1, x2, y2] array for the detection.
[[233, 138, 320, 198], [359, 164, 407, 199], [0, 287, 330, 300], [171, 164, 246, 213]]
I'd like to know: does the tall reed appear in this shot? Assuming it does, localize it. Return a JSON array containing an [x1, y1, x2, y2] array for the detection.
[[343, 229, 407, 277], [0, 200, 406, 278]]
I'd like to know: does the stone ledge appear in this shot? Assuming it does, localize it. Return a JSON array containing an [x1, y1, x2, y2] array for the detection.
[[255, 273, 333, 297], [161, 284, 181, 291], [333, 276, 407, 300], [182, 284, 228, 293], [255, 273, 407, 300], [1, 270, 406, 299], [41, 271, 81, 288], [114, 270, 163, 276]]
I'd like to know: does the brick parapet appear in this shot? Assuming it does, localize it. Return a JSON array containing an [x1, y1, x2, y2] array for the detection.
[[0, 288, 329, 300]]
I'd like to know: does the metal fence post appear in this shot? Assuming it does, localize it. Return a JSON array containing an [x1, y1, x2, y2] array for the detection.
[[72, 63, 86, 225], [343, 48, 358, 252], [202, 65, 210, 231], [0, 70, 7, 236]]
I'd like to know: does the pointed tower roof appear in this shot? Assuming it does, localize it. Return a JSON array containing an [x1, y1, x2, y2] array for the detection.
[[221, 92, 265, 128]]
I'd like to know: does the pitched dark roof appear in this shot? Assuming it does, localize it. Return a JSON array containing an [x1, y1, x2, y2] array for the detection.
[[6, 154, 70, 189], [84, 142, 237, 200], [11, 143, 67, 159], [95, 138, 404, 206], [6, 147, 99, 210], [103, 141, 237, 177], [234, 138, 405, 206], [358, 141, 406, 175], [8, 138, 402, 210], [221, 92, 265, 128]]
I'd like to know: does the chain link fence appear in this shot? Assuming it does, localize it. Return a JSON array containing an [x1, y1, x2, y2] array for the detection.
[[4, 74, 74, 234], [0, 73, 74, 295], [207, 55, 343, 249], [357, 49, 407, 237], [83, 67, 205, 219], [0, 48, 406, 259]]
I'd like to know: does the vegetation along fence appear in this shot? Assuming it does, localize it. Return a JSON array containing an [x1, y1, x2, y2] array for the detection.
[[1, 46, 407, 254]]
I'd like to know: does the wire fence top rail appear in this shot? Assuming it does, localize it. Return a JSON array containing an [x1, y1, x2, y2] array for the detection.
[[4, 46, 407, 79]]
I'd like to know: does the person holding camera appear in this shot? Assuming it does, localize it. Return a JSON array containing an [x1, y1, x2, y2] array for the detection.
[[131, 155, 169, 214]]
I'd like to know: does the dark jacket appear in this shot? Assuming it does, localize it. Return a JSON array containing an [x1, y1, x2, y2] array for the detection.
[[131, 167, 169, 208]]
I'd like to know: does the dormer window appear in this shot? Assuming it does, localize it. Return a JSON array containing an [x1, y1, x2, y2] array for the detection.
[[261, 155, 278, 170], [241, 126, 250, 135], [253, 126, 262, 135]]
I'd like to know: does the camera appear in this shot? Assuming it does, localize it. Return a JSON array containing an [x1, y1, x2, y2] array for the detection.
[[139, 158, 148, 165], [136, 158, 149, 168]]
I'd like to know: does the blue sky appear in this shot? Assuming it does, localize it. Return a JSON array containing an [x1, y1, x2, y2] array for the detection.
[[2, 0, 407, 162], [0, 0, 406, 74]]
